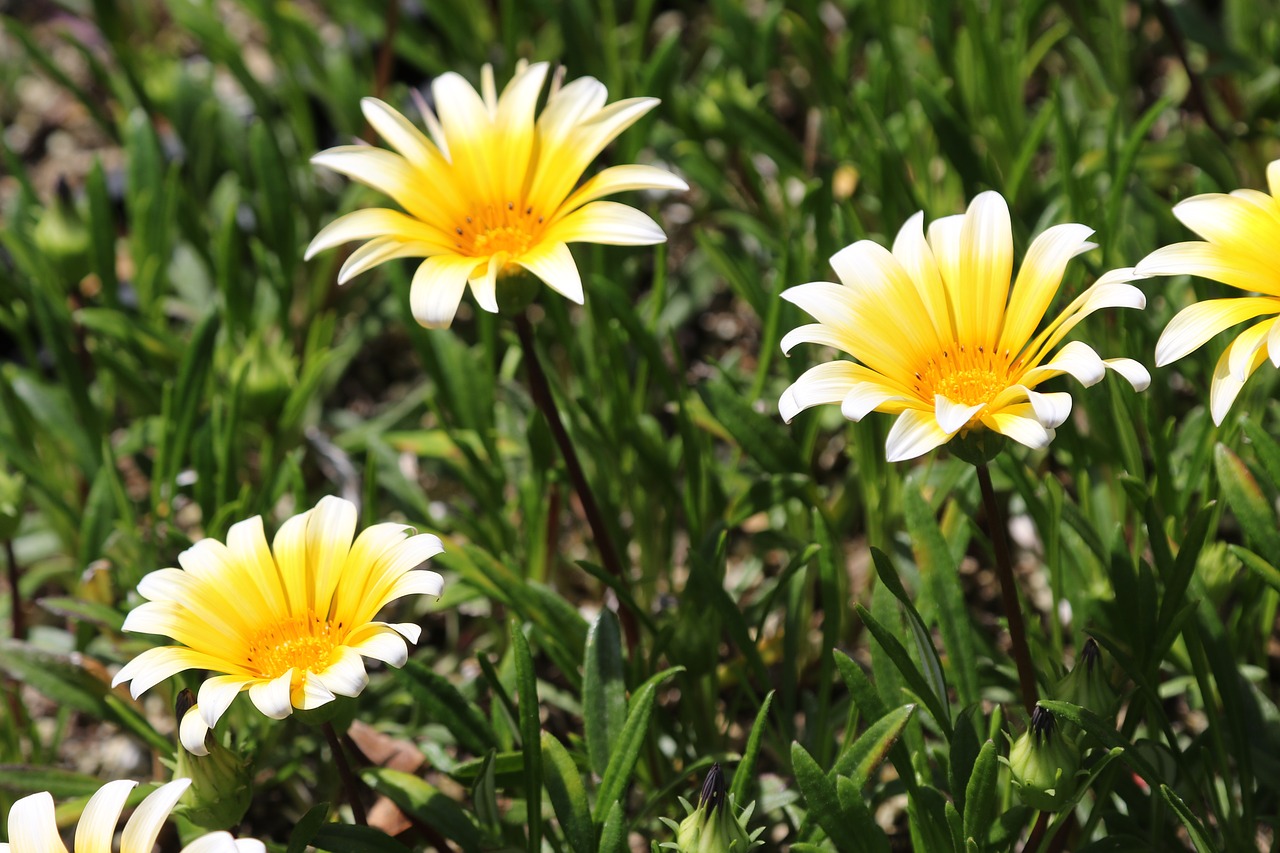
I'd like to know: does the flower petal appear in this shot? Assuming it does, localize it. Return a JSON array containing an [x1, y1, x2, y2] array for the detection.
[[410, 255, 485, 329], [982, 405, 1054, 449], [120, 779, 192, 853], [349, 627, 410, 667], [248, 669, 295, 719], [999, 222, 1095, 354], [180, 705, 213, 756], [181, 833, 267, 853], [197, 675, 252, 731], [315, 647, 369, 698], [8, 792, 66, 853], [338, 237, 440, 285], [778, 360, 862, 422], [559, 164, 688, 214], [1209, 328, 1272, 425], [934, 396, 985, 435], [1021, 340, 1106, 387], [884, 408, 952, 463], [293, 674, 337, 711], [1023, 389, 1073, 429], [1103, 358, 1151, 391], [1135, 241, 1276, 294], [76, 780, 137, 853], [360, 97, 447, 175], [959, 191, 1014, 346], [1154, 297, 1280, 367], [780, 322, 854, 356], [545, 201, 665, 246], [112, 646, 233, 698], [468, 254, 502, 313], [517, 241, 584, 304], [892, 211, 953, 342]]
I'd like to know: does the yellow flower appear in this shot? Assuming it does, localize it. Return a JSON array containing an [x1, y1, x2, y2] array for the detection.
[[0, 778, 263, 853], [1135, 160, 1280, 424], [305, 62, 686, 328], [112, 497, 444, 755], [780, 191, 1149, 462]]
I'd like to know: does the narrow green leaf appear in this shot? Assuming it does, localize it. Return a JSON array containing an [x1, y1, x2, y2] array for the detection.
[[855, 604, 952, 739], [1160, 785, 1215, 853], [511, 622, 542, 853], [583, 609, 627, 778], [593, 676, 659, 823], [831, 704, 916, 787], [1231, 545, 1280, 595], [394, 660, 497, 756], [790, 742, 859, 853], [361, 768, 486, 851], [542, 733, 594, 853], [869, 549, 948, 726], [311, 825, 412, 853], [729, 690, 774, 804], [697, 376, 803, 475], [597, 800, 627, 853], [835, 775, 891, 853], [1214, 443, 1280, 554], [962, 740, 999, 848], [286, 803, 329, 853]]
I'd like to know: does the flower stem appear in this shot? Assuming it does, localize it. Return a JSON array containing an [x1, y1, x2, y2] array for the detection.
[[322, 721, 367, 826], [975, 462, 1037, 716], [514, 312, 639, 650]]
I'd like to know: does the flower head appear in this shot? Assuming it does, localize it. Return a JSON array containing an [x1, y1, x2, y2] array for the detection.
[[113, 496, 444, 754], [1053, 637, 1118, 723], [1135, 160, 1280, 424], [0, 778, 263, 853], [306, 62, 686, 328], [779, 191, 1149, 462], [1007, 706, 1081, 812]]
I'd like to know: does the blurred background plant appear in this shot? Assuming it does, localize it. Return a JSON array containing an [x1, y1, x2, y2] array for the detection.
[[1, 0, 1280, 850]]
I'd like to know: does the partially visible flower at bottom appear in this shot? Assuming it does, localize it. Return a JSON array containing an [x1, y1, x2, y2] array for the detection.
[[1006, 706, 1081, 812], [660, 764, 763, 853], [0, 778, 264, 853]]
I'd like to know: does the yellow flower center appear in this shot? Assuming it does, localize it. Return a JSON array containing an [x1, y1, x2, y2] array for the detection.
[[246, 613, 340, 679], [454, 201, 544, 257], [915, 343, 1022, 408]]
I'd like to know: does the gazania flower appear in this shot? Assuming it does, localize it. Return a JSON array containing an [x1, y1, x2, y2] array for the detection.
[[305, 62, 686, 328], [0, 778, 263, 852], [113, 497, 444, 755], [1134, 160, 1280, 423], [779, 191, 1149, 462]]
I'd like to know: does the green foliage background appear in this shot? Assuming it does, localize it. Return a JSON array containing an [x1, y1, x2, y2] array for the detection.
[[2, 0, 1280, 850]]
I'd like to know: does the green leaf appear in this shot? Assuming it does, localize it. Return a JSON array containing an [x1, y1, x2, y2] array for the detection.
[[904, 488, 980, 707], [361, 768, 486, 852], [1230, 545, 1280, 595], [1159, 784, 1216, 853], [511, 622, 543, 853], [0, 765, 105, 798], [542, 733, 594, 853], [394, 660, 497, 756], [831, 704, 916, 787], [869, 548, 948, 730], [854, 603, 952, 739], [697, 376, 803, 475], [1214, 443, 1280, 554], [583, 609, 627, 779], [597, 800, 627, 853], [790, 742, 859, 853], [311, 825, 412, 853], [962, 740, 999, 849], [593, 667, 683, 823], [729, 690, 774, 803], [835, 775, 891, 853], [286, 803, 330, 853]]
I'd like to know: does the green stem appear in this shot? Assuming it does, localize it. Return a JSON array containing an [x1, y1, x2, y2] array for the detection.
[[976, 462, 1038, 716], [5, 539, 22, 640], [514, 312, 639, 650], [322, 722, 367, 826]]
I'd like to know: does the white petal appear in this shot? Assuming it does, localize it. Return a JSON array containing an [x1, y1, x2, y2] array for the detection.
[[197, 675, 251, 730], [779, 323, 851, 355], [338, 237, 438, 285], [360, 97, 441, 172], [934, 395, 985, 434], [468, 254, 502, 313], [1104, 358, 1151, 391], [777, 360, 862, 422], [1022, 340, 1106, 387], [306, 209, 450, 260], [1270, 317, 1280, 368], [387, 622, 423, 644], [841, 382, 914, 422], [316, 647, 369, 698], [1269, 159, 1280, 199], [181, 705, 213, 757], [545, 201, 665, 246], [1024, 389, 1073, 429], [8, 791, 65, 853], [561, 164, 687, 212], [517, 241, 584, 304], [999, 222, 1095, 353], [984, 409, 1054, 449], [181, 832, 262, 853], [248, 670, 295, 719], [379, 569, 447, 603], [120, 779, 192, 853], [295, 674, 337, 711], [884, 409, 951, 462], [353, 630, 410, 667], [409, 255, 483, 329], [1229, 319, 1274, 381], [112, 647, 222, 698], [77, 780, 138, 853]]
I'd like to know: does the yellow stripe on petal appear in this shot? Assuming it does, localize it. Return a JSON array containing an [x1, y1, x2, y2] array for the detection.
[[892, 211, 953, 343], [959, 191, 1014, 348], [360, 97, 448, 175], [1172, 194, 1280, 282], [560, 164, 688, 215], [305, 208, 453, 262], [1210, 328, 1273, 425], [545, 201, 666, 246], [999, 222, 1095, 355], [884, 408, 952, 462], [339, 237, 443, 285], [1154, 296, 1280, 366], [1135, 241, 1276, 294]]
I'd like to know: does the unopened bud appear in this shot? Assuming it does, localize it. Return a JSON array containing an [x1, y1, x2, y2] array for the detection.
[[33, 177, 91, 286], [1054, 638, 1118, 723], [1007, 706, 1080, 812], [660, 764, 762, 853], [170, 689, 252, 831]]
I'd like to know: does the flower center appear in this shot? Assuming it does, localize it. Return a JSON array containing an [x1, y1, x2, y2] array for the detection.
[[914, 343, 1022, 408], [246, 613, 339, 679], [454, 201, 544, 257]]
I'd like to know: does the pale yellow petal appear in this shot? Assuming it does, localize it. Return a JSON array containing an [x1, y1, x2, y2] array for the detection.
[[982, 404, 1054, 450], [777, 360, 862, 422], [310, 147, 456, 227], [409, 255, 484, 329], [933, 396, 985, 434], [884, 408, 952, 462], [248, 669, 295, 719], [543, 201, 665, 246], [338, 237, 442, 285], [998, 222, 1094, 354], [468, 254, 503, 313], [1135, 241, 1277, 294], [76, 780, 137, 853], [180, 705, 213, 756], [305, 208, 453, 261], [1209, 328, 1272, 425], [9, 792, 67, 853], [1171, 194, 1280, 281], [516, 241, 584, 303], [959, 191, 1013, 347], [1154, 296, 1280, 366], [120, 779, 191, 853], [360, 97, 448, 175], [892, 211, 954, 342], [559, 164, 688, 215]]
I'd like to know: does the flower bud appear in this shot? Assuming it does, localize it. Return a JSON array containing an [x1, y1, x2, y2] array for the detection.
[[1053, 637, 1118, 723], [0, 463, 24, 541], [230, 333, 296, 420], [170, 689, 252, 831], [1007, 706, 1080, 812], [660, 764, 762, 853]]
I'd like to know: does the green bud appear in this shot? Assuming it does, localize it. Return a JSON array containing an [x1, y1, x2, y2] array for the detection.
[[659, 764, 763, 853], [33, 178, 92, 286], [495, 269, 542, 316], [230, 333, 297, 420], [170, 690, 252, 831], [1054, 637, 1118, 723], [949, 428, 1007, 466], [1007, 706, 1080, 812]]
